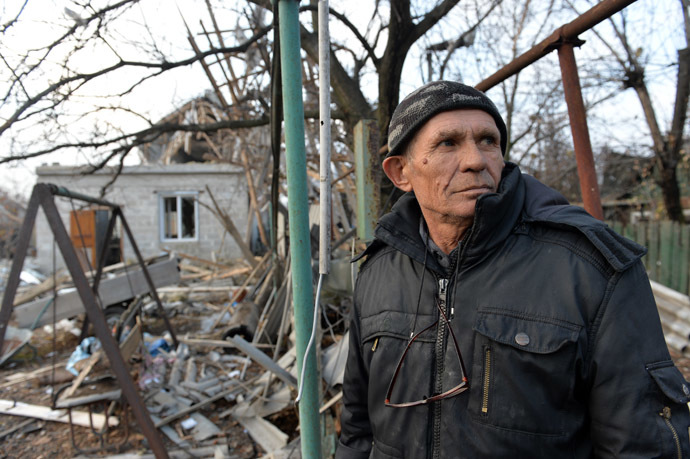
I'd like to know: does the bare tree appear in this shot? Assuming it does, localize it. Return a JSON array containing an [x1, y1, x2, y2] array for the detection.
[[567, 0, 690, 221]]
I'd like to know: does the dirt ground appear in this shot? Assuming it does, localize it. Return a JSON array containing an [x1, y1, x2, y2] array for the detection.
[[0, 315, 300, 458]]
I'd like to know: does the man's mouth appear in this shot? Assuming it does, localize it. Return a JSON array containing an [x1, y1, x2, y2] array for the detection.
[[460, 185, 493, 193]]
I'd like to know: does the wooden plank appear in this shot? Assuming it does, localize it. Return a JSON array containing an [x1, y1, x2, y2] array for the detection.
[[660, 221, 673, 288], [233, 415, 288, 454], [150, 389, 220, 442], [56, 389, 122, 409], [623, 223, 635, 243], [0, 399, 118, 429], [0, 360, 69, 389], [648, 221, 659, 281], [682, 225, 690, 295], [154, 382, 243, 428], [119, 321, 142, 361], [13, 272, 70, 307], [636, 221, 648, 271], [671, 222, 682, 291], [320, 391, 343, 414], [166, 250, 238, 271], [187, 336, 297, 388], [60, 350, 103, 401], [12, 257, 180, 328]]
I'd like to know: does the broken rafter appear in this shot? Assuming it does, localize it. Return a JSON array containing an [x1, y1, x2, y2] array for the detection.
[[0, 399, 118, 430], [203, 185, 258, 269], [210, 250, 272, 330]]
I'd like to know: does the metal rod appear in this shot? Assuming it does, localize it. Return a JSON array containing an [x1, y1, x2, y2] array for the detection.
[[92, 209, 120, 293], [278, 1, 322, 457], [475, 0, 638, 92], [116, 208, 179, 347], [354, 120, 380, 242], [558, 42, 604, 220], [318, 0, 332, 275], [38, 190, 169, 459], [79, 208, 120, 341], [0, 185, 42, 352], [46, 183, 120, 209]]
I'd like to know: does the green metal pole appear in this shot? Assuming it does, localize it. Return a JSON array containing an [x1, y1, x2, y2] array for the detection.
[[354, 120, 381, 243], [278, 2, 322, 458]]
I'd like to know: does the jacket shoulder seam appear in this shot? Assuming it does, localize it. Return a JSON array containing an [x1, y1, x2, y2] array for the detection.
[[585, 270, 623, 366], [527, 229, 613, 278], [356, 245, 398, 278]]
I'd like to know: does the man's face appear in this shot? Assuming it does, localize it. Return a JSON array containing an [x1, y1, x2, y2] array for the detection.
[[385, 109, 505, 227]]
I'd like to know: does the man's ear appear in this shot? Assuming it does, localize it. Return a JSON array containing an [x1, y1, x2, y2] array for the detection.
[[382, 156, 413, 192]]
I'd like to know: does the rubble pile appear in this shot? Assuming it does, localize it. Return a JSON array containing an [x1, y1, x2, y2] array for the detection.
[[0, 251, 351, 458]]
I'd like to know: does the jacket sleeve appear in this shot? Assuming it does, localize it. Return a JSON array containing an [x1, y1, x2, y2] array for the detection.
[[588, 260, 690, 457], [335, 299, 373, 459]]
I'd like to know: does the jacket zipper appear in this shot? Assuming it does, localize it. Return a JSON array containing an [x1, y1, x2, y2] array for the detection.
[[660, 406, 682, 459], [481, 347, 491, 414], [431, 278, 449, 459]]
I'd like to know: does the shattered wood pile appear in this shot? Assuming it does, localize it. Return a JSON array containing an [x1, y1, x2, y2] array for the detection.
[[0, 246, 352, 458]]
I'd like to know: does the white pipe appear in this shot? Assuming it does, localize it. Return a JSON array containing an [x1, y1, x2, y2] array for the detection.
[[297, 0, 331, 406], [318, 0, 331, 275]]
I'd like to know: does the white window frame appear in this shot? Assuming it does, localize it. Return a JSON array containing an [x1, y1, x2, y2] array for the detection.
[[159, 191, 199, 242]]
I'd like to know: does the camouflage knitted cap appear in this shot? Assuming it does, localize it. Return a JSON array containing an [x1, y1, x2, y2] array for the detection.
[[386, 80, 507, 158]]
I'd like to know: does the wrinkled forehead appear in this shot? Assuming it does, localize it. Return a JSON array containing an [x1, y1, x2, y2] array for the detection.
[[405, 109, 500, 153]]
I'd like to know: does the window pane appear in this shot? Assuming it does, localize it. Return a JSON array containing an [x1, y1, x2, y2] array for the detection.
[[181, 197, 196, 238], [164, 197, 178, 239]]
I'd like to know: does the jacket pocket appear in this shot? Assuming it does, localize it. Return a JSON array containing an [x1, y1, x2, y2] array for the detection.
[[647, 361, 690, 459], [359, 310, 436, 452], [361, 310, 437, 402], [370, 439, 403, 459], [469, 308, 582, 436]]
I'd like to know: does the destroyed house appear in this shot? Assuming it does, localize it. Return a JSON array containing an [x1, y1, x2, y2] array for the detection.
[[34, 163, 248, 273]]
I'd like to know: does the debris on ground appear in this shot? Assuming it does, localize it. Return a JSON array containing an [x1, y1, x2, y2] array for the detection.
[[0, 250, 352, 458]]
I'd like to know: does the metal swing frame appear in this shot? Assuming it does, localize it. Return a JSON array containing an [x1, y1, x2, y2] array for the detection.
[[0, 182, 174, 458]]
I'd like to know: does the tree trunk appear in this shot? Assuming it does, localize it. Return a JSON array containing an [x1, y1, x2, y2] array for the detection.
[[658, 160, 685, 222]]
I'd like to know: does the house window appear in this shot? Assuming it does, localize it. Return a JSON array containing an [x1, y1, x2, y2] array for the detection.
[[160, 192, 198, 241]]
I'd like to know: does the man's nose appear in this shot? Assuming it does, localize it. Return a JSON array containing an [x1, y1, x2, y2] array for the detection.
[[459, 140, 488, 172]]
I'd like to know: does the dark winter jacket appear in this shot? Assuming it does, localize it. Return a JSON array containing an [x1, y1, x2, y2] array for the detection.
[[336, 163, 690, 459]]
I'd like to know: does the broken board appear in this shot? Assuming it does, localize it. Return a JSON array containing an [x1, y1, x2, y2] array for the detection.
[[12, 256, 179, 328]]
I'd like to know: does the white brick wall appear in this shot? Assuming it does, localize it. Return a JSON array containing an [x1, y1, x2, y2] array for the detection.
[[34, 164, 248, 273]]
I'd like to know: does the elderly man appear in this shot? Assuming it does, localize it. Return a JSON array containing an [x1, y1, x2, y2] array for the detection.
[[336, 81, 690, 458]]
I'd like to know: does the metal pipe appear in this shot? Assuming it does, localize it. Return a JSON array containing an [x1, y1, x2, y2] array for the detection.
[[278, 1, 322, 458], [117, 208, 179, 347], [47, 183, 120, 208], [354, 120, 380, 242], [558, 42, 604, 220], [319, 0, 332, 275], [475, 0, 637, 92]]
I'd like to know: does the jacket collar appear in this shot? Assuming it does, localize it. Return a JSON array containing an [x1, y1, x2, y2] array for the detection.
[[371, 162, 645, 274]]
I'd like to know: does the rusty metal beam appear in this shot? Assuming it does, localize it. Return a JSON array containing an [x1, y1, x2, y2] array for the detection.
[[558, 42, 604, 220], [0, 186, 41, 351], [38, 189, 170, 459], [0, 183, 173, 457], [475, 0, 638, 92], [116, 207, 178, 347], [49, 184, 120, 209]]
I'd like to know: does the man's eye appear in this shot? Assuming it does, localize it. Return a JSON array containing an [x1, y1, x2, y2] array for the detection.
[[439, 139, 454, 147], [481, 135, 498, 146]]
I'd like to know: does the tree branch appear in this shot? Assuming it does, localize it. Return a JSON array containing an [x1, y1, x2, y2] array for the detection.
[[1, 25, 272, 137], [299, 4, 380, 67]]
